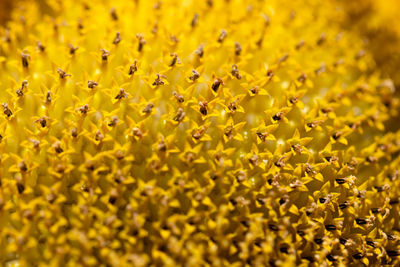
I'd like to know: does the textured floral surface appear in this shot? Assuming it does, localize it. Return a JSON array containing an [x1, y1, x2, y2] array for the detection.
[[0, 0, 399, 266]]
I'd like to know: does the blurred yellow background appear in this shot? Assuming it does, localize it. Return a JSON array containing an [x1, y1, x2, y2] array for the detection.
[[339, 0, 400, 88]]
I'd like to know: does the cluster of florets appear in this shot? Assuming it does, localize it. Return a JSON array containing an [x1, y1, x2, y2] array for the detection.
[[0, 0, 399, 266]]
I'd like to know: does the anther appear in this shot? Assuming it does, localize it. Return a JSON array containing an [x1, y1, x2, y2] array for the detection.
[[143, 103, 154, 114], [267, 70, 274, 78], [195, 44, 204, 58], [325, 224, 337, 231], [68, 44, 79, 55], [297, 73, 307, 83], [170, 35, 179, 43], [37, 41, 45, 52], [274, 157, 286, 167], [316, 33, 326, 46], [169, 53, 180, 67], [57, 68, 71, 79], [192, 126, 206, 140], [371, 208, 380, 214], [77, 104, 89, 114], [199, 101, 208, 115], [295, 40, 305, 50], [16, 88, 23, 97], [305, 163, 316, 175], [272, 111, 284, 121], [332, 131, 342, 140], [115, 88, 128, 100], [113, 32, 121, 45], [110, 8, 118, 20], [307, 120, 323, 128], [77, 18, 84, 30], [172, 91, 184, 103], [262, 13, 270, 26], [225, 125, 234, 139], [217, 29, 227, 43], [36, 117, 48, 128], [231, 64, 241, 79], [21, 80, 28, 89], [319, 197, 327, 203], [18, 161, 28, 172], [212, 78, 223, 92], [52, 141, 63, 154], [355, 218, 367, 225], [16, 80, 28, 97], [87, 80, 98, 89], [85, 160, 95, 171], [336, 178, 345, 184], [21, 51, 30, 68], [129, 60, 138, 75], [228, 98, 239, 113], [278, 53, 289, 64], [158, 138, 167, 152], [314, 238, 323, 244], [71, 127, 78, 138], [235, 42, 242, 56], [268, 224, 279, 231], [250, 86, 260, 94], [366, 156, 378, 163], [189, 69, 200, 81], [108, 116, 119, 127], [289, 96, 298, 104], [173, 108, 185, 122], [248, 154, 259, 166], [132, 127, 143, 138], [152, 73, 165, 86], [292, 144, 303, 154], [256, 132, 268, 142], [115, 150, 125, 160], [100, 49, 110, 61], [191, 13, 199, 27], [108, 190, 118, 204], [256, 36, 264, 48], [235, 171, 246, 182], [2, 103, 12, 117], [55, 164, 66, 174], [17, 183, 25, 194], [95, 130, 104, 141], [136, 34, 146, 52]]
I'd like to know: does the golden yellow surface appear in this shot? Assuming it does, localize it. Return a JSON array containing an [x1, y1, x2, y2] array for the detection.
[[0, 0, 399, 266]]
